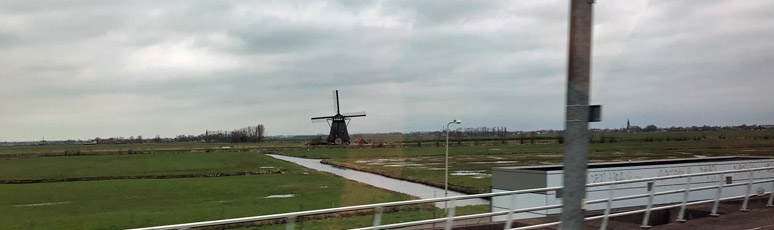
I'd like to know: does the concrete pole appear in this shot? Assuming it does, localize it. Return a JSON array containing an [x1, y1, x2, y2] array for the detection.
[[444, 123, 451, 211], [560, 0, 594, 229], [445, 124, 450, 197]]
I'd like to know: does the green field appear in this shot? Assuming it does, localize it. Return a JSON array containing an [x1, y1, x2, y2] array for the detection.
[[281, 131, 774, 193], [0, 152, 422, 229], [0, 141, 305, 157], [0, 152, 285, 181], [3, 130, 773, 229]]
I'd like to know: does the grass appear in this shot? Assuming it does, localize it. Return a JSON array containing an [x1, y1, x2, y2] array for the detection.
[[0, 153, 416, 230], [246, 204, 491, 230], [4, 130, 773, 229], [0, 140, 306, 156], [280, 131, 774, 193], [0, 152, 286, 180]]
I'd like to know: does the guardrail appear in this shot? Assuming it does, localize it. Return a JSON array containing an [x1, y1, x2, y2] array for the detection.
[[130, 165, 774, 230]]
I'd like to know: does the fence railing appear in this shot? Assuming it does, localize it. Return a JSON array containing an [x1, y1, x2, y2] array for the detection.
[[130, 165, 774, 230]]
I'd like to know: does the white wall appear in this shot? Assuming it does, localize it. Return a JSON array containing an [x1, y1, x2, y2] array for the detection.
[[493, 159, 774, 221]]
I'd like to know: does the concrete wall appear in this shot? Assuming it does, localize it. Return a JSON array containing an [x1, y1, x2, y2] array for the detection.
[[492, 158, 774, 221]]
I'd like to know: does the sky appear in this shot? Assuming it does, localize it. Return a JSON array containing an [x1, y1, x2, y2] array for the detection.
[[0, 0, 773, 141]]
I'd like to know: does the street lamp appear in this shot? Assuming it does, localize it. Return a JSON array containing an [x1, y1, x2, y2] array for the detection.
[[444, 119, 462, 208]]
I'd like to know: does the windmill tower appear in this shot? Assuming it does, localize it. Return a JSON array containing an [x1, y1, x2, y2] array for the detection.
[[311, 90, 366, 145]]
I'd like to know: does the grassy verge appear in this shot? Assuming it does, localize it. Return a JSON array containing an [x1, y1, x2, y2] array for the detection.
[[245, 204, 491, 230]]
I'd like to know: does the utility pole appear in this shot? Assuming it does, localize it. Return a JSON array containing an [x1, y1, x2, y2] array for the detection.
[[561, 0, 596, 229]]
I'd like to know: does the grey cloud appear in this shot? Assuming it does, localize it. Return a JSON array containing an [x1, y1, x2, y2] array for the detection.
[[0, 0, 772, 141]]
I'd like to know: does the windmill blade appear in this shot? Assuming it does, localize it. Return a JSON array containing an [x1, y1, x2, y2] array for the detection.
[[342, 111, 366, 117], [311, 116, 335, 120], [332, 90, 340, 114]]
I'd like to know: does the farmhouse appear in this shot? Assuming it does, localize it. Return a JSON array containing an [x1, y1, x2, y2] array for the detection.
[[352, 137, 369, 145]]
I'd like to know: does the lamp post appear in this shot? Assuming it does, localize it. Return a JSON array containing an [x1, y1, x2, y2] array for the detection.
[[444, 119, 462, 209]]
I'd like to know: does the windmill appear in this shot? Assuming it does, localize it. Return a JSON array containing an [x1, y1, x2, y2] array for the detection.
[[311, 90, 366, 145]]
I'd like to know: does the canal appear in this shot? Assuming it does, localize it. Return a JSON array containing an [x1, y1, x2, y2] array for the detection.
[[267, 154, 489, 208]]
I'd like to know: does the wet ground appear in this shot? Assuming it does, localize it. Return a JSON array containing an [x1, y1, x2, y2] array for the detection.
[[267, 154, 489, 208]]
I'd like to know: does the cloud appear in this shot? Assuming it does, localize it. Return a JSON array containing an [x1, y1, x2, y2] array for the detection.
[[0, 0, 772, 141]]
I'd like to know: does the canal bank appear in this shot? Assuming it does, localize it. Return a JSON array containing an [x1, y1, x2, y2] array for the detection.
[[267, 154, 489, 208]]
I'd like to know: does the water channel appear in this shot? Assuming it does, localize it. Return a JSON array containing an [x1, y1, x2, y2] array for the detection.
[[267, 154, 489, 208]]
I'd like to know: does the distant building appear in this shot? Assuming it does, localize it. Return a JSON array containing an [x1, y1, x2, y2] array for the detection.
[[625, 119, 641, 132], [760, 125, 774, 130], [352, 137, 369, 145]]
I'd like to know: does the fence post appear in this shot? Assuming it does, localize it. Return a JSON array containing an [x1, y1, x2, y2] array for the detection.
[[600, 184, 616, 230], [710, 175, 727, 216], [445, 200, 456, 230], [741, 171, 754, 212], [285, 216, 296, 230], [640, 181, 656, 229], [676, 177, 693, 222], [768, 181, 774, 207], [372, 206, 384, 229], [504, 194, 518, 230]]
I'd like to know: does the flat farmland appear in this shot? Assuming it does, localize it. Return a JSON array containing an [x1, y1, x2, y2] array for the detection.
[[0, 141, 305, 157], [0, 152, 284, 181], [0, 152, 417, 229], [281, 131, 774, 193]]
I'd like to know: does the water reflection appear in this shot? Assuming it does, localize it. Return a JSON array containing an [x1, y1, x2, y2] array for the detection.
[[267, 154, 489, 208]]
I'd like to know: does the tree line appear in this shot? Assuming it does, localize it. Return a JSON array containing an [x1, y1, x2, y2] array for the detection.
[[93, 124, 265, 144]]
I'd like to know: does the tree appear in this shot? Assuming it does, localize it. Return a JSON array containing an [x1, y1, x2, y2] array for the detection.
[[644, 125, 658, 132], [257, 124, 265, 142]]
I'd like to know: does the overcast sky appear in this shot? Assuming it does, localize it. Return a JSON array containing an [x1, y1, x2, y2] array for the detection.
[[1, 0, 772, 141]]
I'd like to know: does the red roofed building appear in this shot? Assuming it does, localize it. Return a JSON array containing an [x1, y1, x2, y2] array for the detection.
[[352, 137, 369, 145]]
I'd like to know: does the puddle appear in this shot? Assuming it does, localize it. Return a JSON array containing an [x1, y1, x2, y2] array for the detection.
[[451, 170, 486, 176], [384, 163, 425, 167], [260, 166, 275, 169], [13, 202, 71, 207], [451, 170, 492, 179], [267, 154, 488, 208], [468, 161, 519, 164], [264, 194, 295, 199]]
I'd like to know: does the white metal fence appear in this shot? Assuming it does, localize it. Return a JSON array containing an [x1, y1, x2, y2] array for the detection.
[[130, 165, 774, 230]]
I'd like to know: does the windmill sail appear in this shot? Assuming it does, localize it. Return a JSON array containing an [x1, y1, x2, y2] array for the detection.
[[312, 90, 365, 145], [342, 111, 366, 117], [333, 90, 340, 114]]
